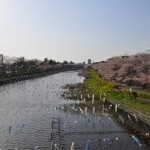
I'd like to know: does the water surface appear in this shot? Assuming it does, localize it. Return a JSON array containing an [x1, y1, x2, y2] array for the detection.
[[0, 71, 149, 149]]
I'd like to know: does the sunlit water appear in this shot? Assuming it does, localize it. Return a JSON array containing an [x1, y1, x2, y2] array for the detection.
[[0, 71, 149, 150]]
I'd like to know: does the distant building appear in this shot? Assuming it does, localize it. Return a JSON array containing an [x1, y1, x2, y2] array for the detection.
[[88, 59, 91, 64]]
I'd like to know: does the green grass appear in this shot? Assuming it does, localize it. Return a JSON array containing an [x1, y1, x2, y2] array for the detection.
[[137, 91, 150, 100], [84, 69, 150, 115]]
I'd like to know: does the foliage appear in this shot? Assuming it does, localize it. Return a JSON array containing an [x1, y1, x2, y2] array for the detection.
[[84, 69, 150, 115], [137, 91, 150, 100], [92, 53, 150, 87], [0, 54, 77, 77], [44, 57, 48, 63], [63, 60, 68, 64], [48, 59, 56, 65]]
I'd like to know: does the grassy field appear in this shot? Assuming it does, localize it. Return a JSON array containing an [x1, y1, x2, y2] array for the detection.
[[84, 69, 150, 115]]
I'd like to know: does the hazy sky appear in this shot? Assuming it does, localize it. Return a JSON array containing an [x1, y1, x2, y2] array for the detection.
[[0, 0, 150, 63]]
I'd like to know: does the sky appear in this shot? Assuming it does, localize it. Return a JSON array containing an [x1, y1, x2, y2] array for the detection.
[[0, 0, 150, 63]]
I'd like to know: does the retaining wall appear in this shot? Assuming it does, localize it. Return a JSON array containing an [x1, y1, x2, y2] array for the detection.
[[105, 99, 150, 138], [0, 68, 82, 86]]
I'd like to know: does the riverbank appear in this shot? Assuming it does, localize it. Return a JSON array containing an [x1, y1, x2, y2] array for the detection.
[[0, 67, 83, 86], [83, 69, 150, 115], [0, 70, 60, 86], [62, 69, 150, 142], [64, 69, 150, 115]]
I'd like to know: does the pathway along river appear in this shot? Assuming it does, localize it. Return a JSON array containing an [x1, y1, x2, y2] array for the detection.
[[0, 71, 149, 150]]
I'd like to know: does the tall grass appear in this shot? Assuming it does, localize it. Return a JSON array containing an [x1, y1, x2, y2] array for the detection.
[[84, 69, 150, 115]]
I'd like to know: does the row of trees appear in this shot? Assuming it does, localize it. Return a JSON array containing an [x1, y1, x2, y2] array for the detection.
[[43, 57, 74, 65], [0, 55, 75, 77], [92, 53, 150, 88]]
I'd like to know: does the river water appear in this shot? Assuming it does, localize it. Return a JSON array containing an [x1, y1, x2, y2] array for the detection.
[[0, 71, 149, 150]]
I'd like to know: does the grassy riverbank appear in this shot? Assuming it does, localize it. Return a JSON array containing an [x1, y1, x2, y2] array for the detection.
[[83, 69, 150, 115]]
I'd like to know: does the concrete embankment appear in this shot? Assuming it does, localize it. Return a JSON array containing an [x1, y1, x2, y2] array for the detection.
[[0, 68, 82, 86], [104, 99, 150, 139], [0, 70, 57, 85]]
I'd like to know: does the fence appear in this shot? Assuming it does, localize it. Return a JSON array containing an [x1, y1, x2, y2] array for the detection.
[[105, 98, 150, 138]]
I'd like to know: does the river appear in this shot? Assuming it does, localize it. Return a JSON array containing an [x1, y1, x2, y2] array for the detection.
[[0, 71, 149, 150]]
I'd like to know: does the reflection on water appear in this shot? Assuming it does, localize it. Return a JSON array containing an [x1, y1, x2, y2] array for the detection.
[[0, 71, 84, 149], [56, 103, 149, 150], [0, 71, 149, 149]]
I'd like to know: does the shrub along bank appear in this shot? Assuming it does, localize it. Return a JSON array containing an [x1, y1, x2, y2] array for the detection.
[[84, 69, 150, 115]]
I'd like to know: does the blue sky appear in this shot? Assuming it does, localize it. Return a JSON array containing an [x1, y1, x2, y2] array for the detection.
[[0, 0, 150, 63]]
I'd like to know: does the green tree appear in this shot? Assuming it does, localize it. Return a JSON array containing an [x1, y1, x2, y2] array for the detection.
[[44, 57, 48, 64], [63, 60, 68, 64]]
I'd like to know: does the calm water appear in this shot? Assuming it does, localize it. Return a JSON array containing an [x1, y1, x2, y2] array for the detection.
[[0, 71, 149, 150]]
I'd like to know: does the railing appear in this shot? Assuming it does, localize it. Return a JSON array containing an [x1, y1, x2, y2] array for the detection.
[[106, 98, 150, 126]]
